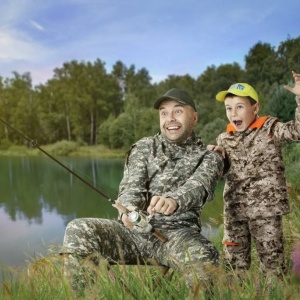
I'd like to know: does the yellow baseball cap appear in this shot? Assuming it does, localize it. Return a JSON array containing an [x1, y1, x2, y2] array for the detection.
[[216, 83, 259, 102]]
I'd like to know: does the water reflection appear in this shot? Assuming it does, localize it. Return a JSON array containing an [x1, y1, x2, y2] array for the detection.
[[0, 156, 123, 268], [0, 156, 224, 271]]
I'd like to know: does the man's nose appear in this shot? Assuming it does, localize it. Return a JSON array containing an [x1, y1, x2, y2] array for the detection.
[[167, 112, 176, 121]]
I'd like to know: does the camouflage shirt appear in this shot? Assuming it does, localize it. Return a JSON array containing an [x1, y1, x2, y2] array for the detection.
[[118, 133, 224, 229], [217, 95, 300, 222]]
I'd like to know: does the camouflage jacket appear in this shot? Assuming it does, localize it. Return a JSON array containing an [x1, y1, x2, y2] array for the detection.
[[217, 95, 300, 222], [118, 133, 224, 229]]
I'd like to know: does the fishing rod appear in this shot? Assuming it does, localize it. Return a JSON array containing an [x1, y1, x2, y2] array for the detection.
[[0, 118, 167, 243]]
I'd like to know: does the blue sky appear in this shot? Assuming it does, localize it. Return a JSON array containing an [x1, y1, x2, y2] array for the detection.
[[0, 0, 299, 86]]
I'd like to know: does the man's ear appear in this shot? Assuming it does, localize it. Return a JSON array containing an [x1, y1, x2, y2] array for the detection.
[[193, 112, 199, 125]]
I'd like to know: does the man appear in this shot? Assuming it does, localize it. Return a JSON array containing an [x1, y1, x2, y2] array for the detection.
[[61, 88, 224, 291]]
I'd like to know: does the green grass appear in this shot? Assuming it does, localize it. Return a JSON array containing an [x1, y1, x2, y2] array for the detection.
[[1, 144, 300, 299], [1, 193, 300, 300]]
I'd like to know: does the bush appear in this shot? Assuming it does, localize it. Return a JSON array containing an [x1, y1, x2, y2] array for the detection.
[[109, 113, 135, 149], [46, 140, 79, 156], [198, 118, 228, 145]]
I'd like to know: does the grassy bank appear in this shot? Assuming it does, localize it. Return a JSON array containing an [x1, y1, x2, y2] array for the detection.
[[1, 189, 300, 299], [0, 141, 126, 159], [1, 142, 300, 299]]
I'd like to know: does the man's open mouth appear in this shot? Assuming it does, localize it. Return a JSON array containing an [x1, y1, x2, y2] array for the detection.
[[167, 126, 180, 130]]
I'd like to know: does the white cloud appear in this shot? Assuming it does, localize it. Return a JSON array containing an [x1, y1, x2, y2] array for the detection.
[[29, 20, 44, 31], [0, 29, 48, 61], [0, 0, 299, 86]]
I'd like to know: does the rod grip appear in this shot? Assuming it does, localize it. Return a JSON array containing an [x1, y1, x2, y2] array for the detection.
[[112, 201, 129, 214]]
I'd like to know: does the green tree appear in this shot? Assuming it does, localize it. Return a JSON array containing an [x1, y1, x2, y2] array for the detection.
[[195, 63, 245, 127], [266, 86, 297, 122], [98, 115, 116, 148], [38, 59, 121, 145], [245, 42, 278, 85], [155, 74, 196, 96], [112, 61, 155, 110], [109, 113, 134, 149], [276, 36, 300, 83], [123, 93, 159, 142], [0, 72, 39, 145], [135, 108, 159, 140], [198, 118, 228, 145]]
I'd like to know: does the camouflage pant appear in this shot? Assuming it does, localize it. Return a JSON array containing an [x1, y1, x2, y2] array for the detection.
[[61, 218, 219, 288], [223, 215, 286, 278]]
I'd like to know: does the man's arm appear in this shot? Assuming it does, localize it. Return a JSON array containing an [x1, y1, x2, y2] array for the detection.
[[117, 141, 149, 209], [164, 151, 224, 213]]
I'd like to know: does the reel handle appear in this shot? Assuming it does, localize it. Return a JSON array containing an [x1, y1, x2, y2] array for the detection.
[[152, 229, 168, 243]]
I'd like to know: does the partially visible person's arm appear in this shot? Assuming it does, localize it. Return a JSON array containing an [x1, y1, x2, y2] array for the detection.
[[164, 150, 224, 213], [117, 139, 150, 208]]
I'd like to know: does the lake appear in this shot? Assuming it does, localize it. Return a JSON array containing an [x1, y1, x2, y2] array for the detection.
[[0, 155, 224, 275]]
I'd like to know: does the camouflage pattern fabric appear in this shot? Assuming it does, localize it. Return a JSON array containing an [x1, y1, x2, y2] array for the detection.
[[217, 95, 300, 276], [61, 132, 224, 288], [118, 132, 224, 229], [223, 216, 286, 278]]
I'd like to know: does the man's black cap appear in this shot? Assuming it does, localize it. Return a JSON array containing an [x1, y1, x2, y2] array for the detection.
[[153, 88, 197, 112]]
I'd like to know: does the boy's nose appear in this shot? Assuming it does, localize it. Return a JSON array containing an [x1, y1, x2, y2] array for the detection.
[[232, 109, 238, 116]]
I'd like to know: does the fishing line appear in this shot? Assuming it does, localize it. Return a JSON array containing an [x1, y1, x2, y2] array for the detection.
[[0, 118, 116, 203], [0, 117, 168, 243], [59, 159, 119, 199]]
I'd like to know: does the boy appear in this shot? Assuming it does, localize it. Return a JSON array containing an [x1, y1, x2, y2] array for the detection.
[[214, 71, 300, 280]]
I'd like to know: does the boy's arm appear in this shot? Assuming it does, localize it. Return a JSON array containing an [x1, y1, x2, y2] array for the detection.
[[272, 71, 300, 141]]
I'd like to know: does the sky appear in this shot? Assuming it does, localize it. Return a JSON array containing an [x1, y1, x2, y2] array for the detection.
[[0, 0, 299, 87]]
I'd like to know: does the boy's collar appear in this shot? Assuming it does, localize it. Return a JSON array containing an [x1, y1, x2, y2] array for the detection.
[[226, 116, 269, 133]]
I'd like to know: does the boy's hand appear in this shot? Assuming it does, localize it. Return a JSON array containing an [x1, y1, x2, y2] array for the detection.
[[284, 71, 300, 96], [207, 144, 225, 158]]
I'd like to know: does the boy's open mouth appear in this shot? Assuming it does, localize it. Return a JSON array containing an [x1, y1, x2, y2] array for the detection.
[[233, 120, 242, 127]]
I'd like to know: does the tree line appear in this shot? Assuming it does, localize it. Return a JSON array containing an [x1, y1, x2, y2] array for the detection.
[[0, 36, 299, 149]]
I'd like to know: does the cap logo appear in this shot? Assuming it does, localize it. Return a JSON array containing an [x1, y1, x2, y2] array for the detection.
[[229, 83, 245, 91]]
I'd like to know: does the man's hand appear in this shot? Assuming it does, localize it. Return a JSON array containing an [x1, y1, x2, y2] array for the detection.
[[284, 71, 300, 96], [147, 196, 178, 215], [113, 201, 137, 228], [120, 205, 137, 228], [207, 144, 225, 158]]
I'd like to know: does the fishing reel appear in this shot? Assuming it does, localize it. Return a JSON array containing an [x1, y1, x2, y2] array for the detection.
[[113, 201, 167, 242], [127, 210, 153, 233]]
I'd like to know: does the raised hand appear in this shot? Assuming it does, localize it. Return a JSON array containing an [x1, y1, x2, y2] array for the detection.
[[284, 71, 300, 96]]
